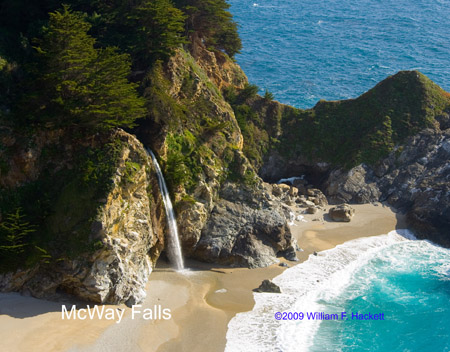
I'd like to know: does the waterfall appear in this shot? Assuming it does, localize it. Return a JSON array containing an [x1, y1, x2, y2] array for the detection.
[[147, 149, 184, 270]]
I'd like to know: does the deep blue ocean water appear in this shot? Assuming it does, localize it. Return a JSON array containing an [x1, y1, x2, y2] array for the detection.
[[225, 231, 450, 352], [229, 0, 450, 109]]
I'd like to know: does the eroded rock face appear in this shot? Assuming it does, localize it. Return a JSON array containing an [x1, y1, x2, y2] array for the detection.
[[325, 165, 381, 204], [324, 129, 450, 246], [142, 48, 298, 268], [193, 182, 297, 268], [0, 131, 164, 305], [190, 34, 248, 91]]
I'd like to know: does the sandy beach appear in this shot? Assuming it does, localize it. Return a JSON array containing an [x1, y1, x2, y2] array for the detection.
[[0, 203, 405, 352]]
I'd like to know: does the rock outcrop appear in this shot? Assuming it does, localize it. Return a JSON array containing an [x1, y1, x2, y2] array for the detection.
[[193, 182, 297, 268], [254, 279, 281, 293], [0, 130, 164, 305], [324, 128, 450, 246]]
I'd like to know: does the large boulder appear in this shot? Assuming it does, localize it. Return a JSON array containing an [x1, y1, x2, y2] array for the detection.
[[329, 204, 355, 222], [193, 182, 297, 268]]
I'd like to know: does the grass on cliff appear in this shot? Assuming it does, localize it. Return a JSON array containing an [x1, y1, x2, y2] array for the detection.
[[144, 50, 256, 198], [228, 71, 450, 170]]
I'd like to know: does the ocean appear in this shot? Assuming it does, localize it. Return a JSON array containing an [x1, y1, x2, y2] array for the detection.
[[228, 0, 450, 109], [225, 231, 450, 351], [225, 2, 450, 350]]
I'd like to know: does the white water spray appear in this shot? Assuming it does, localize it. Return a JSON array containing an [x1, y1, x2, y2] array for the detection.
[[147, 149, 184, 270]]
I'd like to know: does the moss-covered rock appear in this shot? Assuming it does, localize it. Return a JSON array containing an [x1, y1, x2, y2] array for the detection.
[[134, 46, 297, 264]]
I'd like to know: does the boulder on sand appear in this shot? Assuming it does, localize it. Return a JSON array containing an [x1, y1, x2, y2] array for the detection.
[[329, 204, 355, 222]]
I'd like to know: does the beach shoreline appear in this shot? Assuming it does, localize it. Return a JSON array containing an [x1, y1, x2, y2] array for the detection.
[[0, 203, 405, 352]]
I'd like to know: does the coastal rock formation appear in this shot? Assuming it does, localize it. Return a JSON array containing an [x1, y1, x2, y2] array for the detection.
[[194, 182, 297, 268], [230, 70, 449, 247], [329, 204, 355, 222], [269, 181, 327, 210], [254, 279, 281, 293], [324, 128, 450, 246], [0, 130, 164, 305], [136, 46, 297, 268]]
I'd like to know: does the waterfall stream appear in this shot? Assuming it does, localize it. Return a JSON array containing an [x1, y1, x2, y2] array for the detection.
[[147, 149, 184, 271]]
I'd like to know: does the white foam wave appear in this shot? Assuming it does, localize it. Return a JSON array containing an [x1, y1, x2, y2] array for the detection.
[[225, 230, 415, 352], [277, 176, 304, 185], [297, 215, 307, 222]]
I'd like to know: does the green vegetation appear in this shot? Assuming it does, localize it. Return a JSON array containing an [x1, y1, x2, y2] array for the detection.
[[282, 71, 449, 167], [174, 0, 242, 57], [127, 0, 187, 65], [0, 208, 36, 270], [227, 71, 450, 170], [0, 135, 123, 272], [22, 6, 146, 130], [263, 89, 274, 101]]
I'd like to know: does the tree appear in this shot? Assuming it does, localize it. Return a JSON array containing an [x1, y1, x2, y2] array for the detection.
[[0, 208, 36, 255], [131, 0, 187, 64], [174, 0, 242, 57], [29, 5, 146, 130]]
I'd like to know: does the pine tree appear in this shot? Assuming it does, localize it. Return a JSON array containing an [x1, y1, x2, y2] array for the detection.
[[132, 0, 187, 64], [30, 5, 146, 130], [174, 0, 242, 57], [0, 208, 36, 254]]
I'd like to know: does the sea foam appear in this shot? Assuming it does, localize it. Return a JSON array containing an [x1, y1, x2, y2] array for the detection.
[[225, 230, 418, 352]]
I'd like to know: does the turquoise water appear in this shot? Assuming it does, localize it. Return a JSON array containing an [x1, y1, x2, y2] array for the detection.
[[311, 239, 450, 352], [225, 231, 450, 352], [229, 0, 450, 109]]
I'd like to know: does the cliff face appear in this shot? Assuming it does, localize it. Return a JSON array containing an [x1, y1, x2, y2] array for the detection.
[[324, 128, 450, 247], [0, 129, 164, 305], [138, 43, 297, 267], [229, 71, 450, 247], [0, 43, 299, 303]]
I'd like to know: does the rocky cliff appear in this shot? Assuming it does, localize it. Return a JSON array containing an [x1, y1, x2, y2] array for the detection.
[[0, 42, 298, 303], [0, 129, 165, 305], [137, 43, 297, 267], [324, 128, 450, 247], [228, 70, 450, 247]]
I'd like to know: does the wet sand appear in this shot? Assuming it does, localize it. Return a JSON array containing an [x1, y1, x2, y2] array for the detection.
[[0, 203, 404, 352]]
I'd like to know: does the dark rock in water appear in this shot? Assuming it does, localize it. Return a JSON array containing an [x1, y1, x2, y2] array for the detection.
[[254, 279, 281, 293], [279, 262, 289, 267], [329, 204, 355, 222], [279, 246, 298, 261], [313, 251, 318, 256]]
